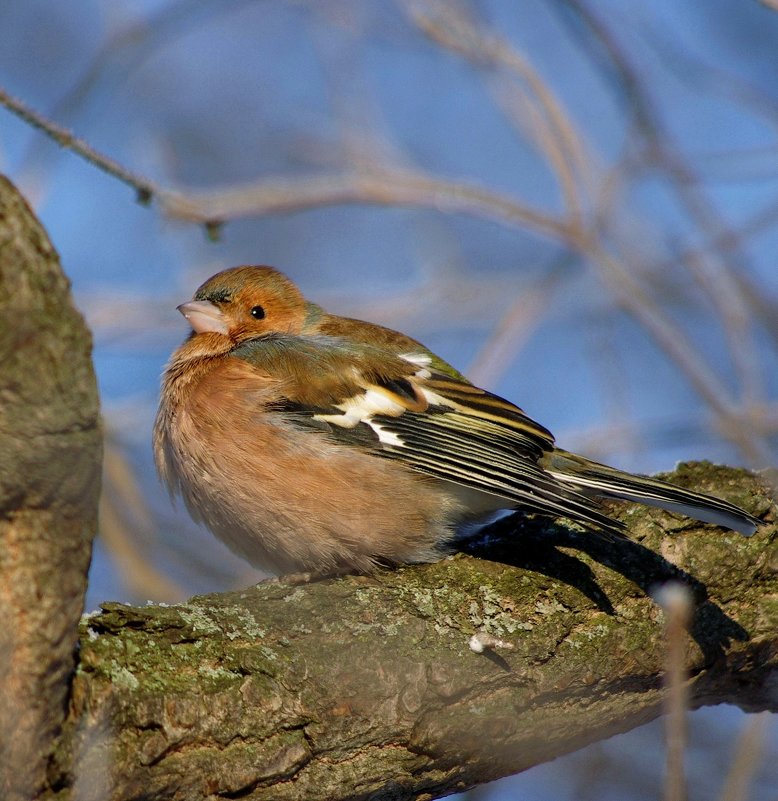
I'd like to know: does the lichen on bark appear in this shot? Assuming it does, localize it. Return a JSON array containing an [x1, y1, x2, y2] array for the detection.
[[54, 465, 775, 801]]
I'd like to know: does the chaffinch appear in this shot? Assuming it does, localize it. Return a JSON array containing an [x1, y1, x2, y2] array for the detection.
[[154, 265, 759, 575]]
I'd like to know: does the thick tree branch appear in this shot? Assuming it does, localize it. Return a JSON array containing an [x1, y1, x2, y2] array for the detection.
[[52, 465, 774, 801], [0, 175, 102, 801]]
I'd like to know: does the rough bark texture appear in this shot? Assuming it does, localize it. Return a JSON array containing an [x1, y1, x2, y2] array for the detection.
[[0, 175, 102, 801], [49, 464, 774, 801]]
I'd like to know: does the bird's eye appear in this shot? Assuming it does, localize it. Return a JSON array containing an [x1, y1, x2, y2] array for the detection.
[[250, 305, 266, 320]]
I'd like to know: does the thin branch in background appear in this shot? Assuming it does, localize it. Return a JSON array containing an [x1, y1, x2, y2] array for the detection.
[[656, 583, 693, 801], [558, 0, 766, 417], [101, 435, 187, 603], [0, 87, 158, 204], [583, 313, 646, 467], [403, 0, 591, 227], [583, 245, 770, 466], [716, 712, 772, 801], [465, 268, 563, 389], [0, 84, 571, 239], [158, 167, 572, 240], [14, 1, 258, 207]]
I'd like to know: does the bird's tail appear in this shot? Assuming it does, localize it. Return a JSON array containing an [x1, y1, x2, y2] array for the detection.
[[542, 450, 760, 536]]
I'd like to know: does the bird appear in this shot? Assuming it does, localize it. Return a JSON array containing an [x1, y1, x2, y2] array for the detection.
[[154, 265, 760, 575]]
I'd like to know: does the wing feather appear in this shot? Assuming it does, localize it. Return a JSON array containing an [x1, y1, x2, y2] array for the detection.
[[372, 409, 623, 532], [420, 375, 555, 446], [235, 334, 621, 533]]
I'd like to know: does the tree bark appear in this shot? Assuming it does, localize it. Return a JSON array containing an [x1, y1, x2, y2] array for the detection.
[[0, 175, 102, 801], [54, 465, 774, 801]]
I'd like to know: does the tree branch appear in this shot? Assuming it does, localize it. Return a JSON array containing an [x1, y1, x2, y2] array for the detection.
[[52, 464, 774, 801]]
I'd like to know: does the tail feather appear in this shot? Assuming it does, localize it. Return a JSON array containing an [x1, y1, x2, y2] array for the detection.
[[544, 450, 760, 536]]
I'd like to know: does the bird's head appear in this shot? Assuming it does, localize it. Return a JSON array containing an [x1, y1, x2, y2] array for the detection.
[[179, 265, 308, 344]]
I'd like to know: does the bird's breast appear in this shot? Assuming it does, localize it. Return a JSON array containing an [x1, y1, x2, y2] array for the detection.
[[155, 356, 464, 574]]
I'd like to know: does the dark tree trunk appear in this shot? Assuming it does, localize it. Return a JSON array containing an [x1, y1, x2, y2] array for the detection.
[[0, 175, 102, 801]]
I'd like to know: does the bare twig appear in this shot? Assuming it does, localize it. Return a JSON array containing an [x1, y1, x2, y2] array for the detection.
[[101, 437, 187, 603], [556, 0, 768, 458], [0, 86, 158, 204], [466, 268, 563, 388], [404, 0, 592, 225], [157, 167, 571, 240], [716, 713, 772, 801], [656, 583, 694, 801], [582, 244, 770, 465]]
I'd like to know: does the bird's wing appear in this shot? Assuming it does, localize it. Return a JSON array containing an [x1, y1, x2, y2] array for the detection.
[[232, 334, 622, 533]]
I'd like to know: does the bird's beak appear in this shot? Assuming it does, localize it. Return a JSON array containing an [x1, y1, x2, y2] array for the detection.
[[177, 300, 229, 335]]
